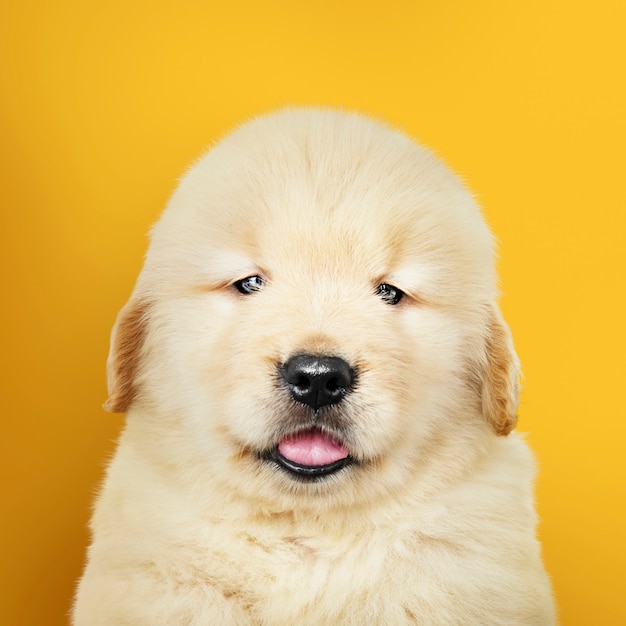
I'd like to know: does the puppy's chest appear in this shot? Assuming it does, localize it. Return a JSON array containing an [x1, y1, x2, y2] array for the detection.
[[211, 525, 410, 620]]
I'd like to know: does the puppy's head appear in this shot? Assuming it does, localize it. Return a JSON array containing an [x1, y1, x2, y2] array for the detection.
[[105, 109, 519, 510]]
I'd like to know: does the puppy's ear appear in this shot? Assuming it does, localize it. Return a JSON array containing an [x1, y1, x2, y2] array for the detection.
[[103, 299, 149, 413], [481, 305, 520, 436]]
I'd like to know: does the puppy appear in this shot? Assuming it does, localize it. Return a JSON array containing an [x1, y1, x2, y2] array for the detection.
[[74, 109, 555, 625]]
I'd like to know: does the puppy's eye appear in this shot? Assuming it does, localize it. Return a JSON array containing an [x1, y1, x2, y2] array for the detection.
[[376, 283, 404, 305], [234, 275, 265, 294]]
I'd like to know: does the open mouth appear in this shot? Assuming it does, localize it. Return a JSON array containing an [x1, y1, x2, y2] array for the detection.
[[262, 428, 354, 480]]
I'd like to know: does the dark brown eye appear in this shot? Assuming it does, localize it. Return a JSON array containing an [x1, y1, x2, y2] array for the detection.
[[376, 283, 404, 305], [234, 275, 265, 294]]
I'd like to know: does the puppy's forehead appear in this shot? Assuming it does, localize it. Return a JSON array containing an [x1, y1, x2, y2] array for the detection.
[[147, 110, 496, 298]]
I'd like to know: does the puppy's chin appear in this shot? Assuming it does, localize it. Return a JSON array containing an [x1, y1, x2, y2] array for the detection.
[[224, 399, 413, 507]]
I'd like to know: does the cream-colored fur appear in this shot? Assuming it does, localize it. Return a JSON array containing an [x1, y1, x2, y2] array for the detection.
[[74, 109, 555, 625]]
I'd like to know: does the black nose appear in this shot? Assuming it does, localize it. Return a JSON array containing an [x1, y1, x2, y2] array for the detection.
[[281, 354, 355, 410]]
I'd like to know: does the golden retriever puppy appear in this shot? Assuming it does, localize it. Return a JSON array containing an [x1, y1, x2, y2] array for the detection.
[[74, 109, 555, 625]]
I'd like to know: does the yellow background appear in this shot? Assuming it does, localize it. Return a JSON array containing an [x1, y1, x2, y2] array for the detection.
[[1, 1, 624, 623]]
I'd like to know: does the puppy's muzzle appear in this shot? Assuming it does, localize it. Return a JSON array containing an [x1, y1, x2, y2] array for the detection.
[[280, 354, 355, 411]]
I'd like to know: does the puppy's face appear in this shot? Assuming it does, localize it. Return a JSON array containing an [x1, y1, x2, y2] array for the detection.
[[106, 110, 519, 510]]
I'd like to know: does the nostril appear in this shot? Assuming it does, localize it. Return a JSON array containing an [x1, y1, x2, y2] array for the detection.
[[294, 374, 311, 392], [325, 377, 339, 393]]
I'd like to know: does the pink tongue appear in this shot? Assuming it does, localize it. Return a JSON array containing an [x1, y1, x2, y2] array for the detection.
[[278, 430, 349, 466]]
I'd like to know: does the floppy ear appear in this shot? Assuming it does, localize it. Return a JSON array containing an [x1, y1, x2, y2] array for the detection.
[[103, 299, 149, 413], [481, 305, 520, 436]]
